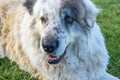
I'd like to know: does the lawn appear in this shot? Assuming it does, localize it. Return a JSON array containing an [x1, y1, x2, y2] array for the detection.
[[93, 0, 120, 78], [0, 0, 120, 80]]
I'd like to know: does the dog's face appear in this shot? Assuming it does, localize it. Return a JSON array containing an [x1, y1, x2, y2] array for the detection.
[[21, 0, 98, 66]]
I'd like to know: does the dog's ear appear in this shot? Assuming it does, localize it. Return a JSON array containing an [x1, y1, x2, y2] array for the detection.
[[82, 0, 100, 28], [84, 9, 99, 28], [23, 0, 37, 15], [84, 18, 95, 28]]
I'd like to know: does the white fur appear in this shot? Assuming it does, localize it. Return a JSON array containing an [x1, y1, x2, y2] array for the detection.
[[1, 0, 119, 80], [19, 0, 119, 80]]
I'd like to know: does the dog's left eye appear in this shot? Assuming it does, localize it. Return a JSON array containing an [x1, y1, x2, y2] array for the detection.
[[64, 15, 74, 24], [40, 16, 47, 24]]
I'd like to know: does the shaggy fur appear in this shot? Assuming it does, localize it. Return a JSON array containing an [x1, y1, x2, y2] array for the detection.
[[0, 0, 119, 80]]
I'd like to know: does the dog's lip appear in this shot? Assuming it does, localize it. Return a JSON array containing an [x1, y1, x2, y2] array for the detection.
[[47, 43, 70, 65], [47, 55, 62, 64], [47, 51, 66, 64]]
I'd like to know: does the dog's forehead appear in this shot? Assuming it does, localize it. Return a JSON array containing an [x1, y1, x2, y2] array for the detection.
[[33, 0, 84, 14], [34, 0, 61, 12], [61, 0, 83, 7]]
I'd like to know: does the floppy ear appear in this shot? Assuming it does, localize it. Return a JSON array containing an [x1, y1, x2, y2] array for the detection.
[[84, 17, 95, 28], [83, 0, 100, 28], [23, 0, 37, 14], [83, 9, 99, 28]]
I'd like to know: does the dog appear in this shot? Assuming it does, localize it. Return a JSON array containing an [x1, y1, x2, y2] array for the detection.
[[0, 0, 119, 80]]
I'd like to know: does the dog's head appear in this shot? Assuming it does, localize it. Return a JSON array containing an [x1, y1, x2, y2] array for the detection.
[[21, 0, 99, 66]]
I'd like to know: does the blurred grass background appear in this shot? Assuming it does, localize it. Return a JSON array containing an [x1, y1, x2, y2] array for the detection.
[[93, 0, 120, 78], [0, 0, 120, 80]]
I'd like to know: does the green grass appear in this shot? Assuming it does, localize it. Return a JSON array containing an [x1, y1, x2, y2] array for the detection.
[[0, 58, 38, 80], [0, 0, 120, 79], [93, 0, 120, 78]]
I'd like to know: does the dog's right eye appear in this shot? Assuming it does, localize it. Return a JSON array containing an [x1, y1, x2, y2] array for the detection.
[[64, 15, 74, 24], [40, 16, 47, 24]]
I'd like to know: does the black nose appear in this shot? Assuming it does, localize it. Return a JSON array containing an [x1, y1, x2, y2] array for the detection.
[[42, 38, 59, 53]]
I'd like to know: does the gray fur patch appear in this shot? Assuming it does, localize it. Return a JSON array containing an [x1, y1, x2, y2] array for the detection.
[[23, 0, 37, 14]]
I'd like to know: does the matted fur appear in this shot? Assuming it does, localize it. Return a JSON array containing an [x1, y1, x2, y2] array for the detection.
[[0, 0, 119, 80]]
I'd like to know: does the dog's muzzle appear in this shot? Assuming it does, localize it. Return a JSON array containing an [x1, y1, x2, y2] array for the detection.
[[42, 38, 68, 64]]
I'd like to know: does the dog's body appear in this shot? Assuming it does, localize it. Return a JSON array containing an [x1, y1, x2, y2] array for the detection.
[[0, 0, 119, 80]]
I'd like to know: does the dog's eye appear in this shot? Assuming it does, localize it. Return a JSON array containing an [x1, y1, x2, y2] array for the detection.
[[40, 16, 47, 24], [64, 15, 74, 24]]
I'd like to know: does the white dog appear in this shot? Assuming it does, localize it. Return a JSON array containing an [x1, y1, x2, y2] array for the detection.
[[0, 0, 119, 80]]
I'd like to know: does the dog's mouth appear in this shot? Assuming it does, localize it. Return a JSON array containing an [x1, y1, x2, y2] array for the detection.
[[47, 54, 64, 64], [47, 50, 66, 64], [47, 44, 70, 64]]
